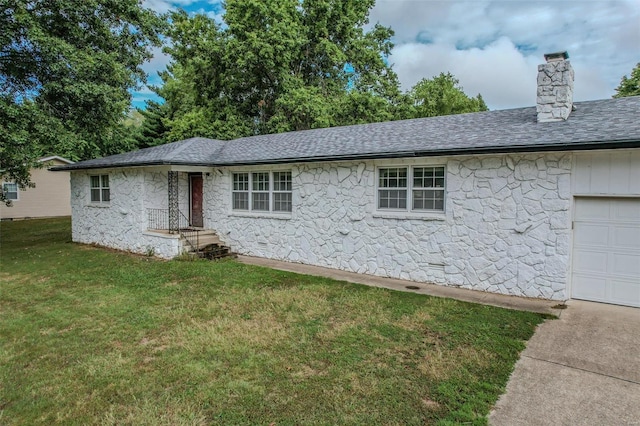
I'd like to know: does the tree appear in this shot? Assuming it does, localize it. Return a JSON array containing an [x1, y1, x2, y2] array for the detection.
[[0, 0, 164, 203], [154, 0, 406, 140], [408, 72, 488, 118], [131, 101, 170, 148], [613, 63, 640, 98]]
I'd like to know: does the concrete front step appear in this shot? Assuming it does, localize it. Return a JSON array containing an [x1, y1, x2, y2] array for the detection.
[[194, 235, 221, 249], [180, 230, 229, 252]]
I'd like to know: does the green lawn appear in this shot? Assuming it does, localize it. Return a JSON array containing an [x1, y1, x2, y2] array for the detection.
[[0, 218, 549, 425]]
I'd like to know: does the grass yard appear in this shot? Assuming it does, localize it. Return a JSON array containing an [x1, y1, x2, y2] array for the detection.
[[0, 218, 549, 425]]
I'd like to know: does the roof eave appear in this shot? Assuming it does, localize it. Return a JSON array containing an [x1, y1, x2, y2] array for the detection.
[[212, 138, 640, 167], [50, 138, 640, 171], [50, 160, 216, 171]]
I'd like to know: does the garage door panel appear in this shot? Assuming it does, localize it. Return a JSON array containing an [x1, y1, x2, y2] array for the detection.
[[612, 227, 640, 248], [572, 274, 608, 300], [574, 199, 610, 220], [610, 280, 640, 307], [573, 249, 608, 273], [615, 200, 640, 221], [572, 197, 640, 308], [612, 253, 640, 276], [573, 224, 609, 246]]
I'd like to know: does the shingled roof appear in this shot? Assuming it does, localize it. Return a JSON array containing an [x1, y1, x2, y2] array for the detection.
[[55, 96, 640, 171]]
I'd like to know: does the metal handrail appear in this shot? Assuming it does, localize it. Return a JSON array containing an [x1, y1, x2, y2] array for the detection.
[[146, 208, 200, 252], [178, 210, 200, 252]]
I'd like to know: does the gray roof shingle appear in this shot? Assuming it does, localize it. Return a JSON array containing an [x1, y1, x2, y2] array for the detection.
[[55, 96, 640, 171]]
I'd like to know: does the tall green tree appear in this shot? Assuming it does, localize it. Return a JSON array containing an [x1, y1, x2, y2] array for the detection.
[[131, 101, 170, 148], [0, 0, 164, 202], [155, 0, 407, 140], [408, 72, 488, 118], [613, 63, 640, 98]]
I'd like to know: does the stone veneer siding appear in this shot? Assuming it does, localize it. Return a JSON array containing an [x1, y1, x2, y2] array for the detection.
[[70, 168, 189, 259], [69, 153, 572, 299], [205, 153, 572, 300]]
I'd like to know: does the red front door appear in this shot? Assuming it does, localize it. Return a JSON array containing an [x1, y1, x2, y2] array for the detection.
[[190, 174, 203, 227]]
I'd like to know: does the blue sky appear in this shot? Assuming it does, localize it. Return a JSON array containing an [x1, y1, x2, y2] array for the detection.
[[134, 0, 639, 111]]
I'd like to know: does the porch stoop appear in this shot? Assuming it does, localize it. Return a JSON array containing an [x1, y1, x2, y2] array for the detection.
[[182, 230, 235, 260]]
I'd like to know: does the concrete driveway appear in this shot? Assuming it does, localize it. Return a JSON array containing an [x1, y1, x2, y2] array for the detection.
[[489, 300, 640, 425]]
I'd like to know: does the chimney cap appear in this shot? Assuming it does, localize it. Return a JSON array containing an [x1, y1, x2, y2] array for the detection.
[[544, 51, 569, 62]]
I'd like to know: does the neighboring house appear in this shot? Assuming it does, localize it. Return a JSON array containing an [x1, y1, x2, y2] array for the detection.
[[54, 53, 640, 308], [1, 156, 74, 220]]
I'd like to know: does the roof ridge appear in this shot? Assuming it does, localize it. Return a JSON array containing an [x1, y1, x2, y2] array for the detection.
[[165, 138, 202, 158]]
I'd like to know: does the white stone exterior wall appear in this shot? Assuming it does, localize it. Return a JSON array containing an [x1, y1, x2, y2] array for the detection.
[[204, 153, 573, 300], [69, 153, 573, 299], [70, 168, 187, 259]]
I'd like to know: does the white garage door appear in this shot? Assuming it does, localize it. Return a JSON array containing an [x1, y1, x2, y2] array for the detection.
[[572, 198, 640, 307]]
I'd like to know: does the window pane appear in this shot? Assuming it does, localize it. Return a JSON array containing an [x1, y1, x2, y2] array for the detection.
[[414, 167, 445, 189], [91, 176, 100, 188], [413, 189, 444, 211], [102, 189, 110, 202], [233, 173, 248, 191], [233, 192, 249, 210], [91, 188, 100, 202], [101, 175, 109, 188], [274, 192, 292, 212], [252, 172, 269, 191], [379, 167, 407, 188], [252, 192, 269, 211], [273, 171, 292, 191], [4, 183, 18, 200], [378, 189, 407, 209]]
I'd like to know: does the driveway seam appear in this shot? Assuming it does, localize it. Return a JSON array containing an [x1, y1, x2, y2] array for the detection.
[[522, 354, 640, 385]]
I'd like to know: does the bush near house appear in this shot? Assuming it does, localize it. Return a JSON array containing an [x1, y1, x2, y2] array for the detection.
[[0, 218, 549, 425]]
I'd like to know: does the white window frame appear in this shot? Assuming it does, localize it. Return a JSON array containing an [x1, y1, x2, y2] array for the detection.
[[272, 171, 293, 213], [376, 165, 446, 214], [232, 172, 250, 211], [90, 175, 110, 204], [231, 170, 292, 214], [251, 171, 270, 211], [2, 182, 19, 201]]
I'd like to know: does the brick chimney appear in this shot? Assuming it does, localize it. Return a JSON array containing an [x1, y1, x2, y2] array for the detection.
[[536, 51, 574, 122]]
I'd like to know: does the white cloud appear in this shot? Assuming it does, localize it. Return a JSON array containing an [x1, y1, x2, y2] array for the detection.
[[371, 0, 640, 109], [391, 37, 539, 109], [142, 47, 172, 76]]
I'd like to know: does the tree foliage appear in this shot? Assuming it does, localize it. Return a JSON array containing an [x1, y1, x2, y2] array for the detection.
[[151, 0, 407, 141], [0, 0, 163, 202], [145, 1, 490, 145], [613, 63, 640, 98], [408, 73, 488, 118]]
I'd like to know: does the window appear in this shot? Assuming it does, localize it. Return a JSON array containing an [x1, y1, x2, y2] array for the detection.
[[90, 175, 110, 203], [232, 171, 292, 213], [378, 168, 407, 209], [378, 166, 445, 212], [2, 183, 18, 201], [412, 167, 445, 211], [273, 171, 292, 212], [252, 172, 270, 211], [232, 173, 249, 210]]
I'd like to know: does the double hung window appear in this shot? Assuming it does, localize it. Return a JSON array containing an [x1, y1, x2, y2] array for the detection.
[[90, 175, 110, 203], [378, 166, 445, 212], [232, 171, 292, 213], [2, 183, 18, 201]]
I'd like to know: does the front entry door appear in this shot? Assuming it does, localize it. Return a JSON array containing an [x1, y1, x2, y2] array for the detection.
[[190, 174, 204, 227]]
